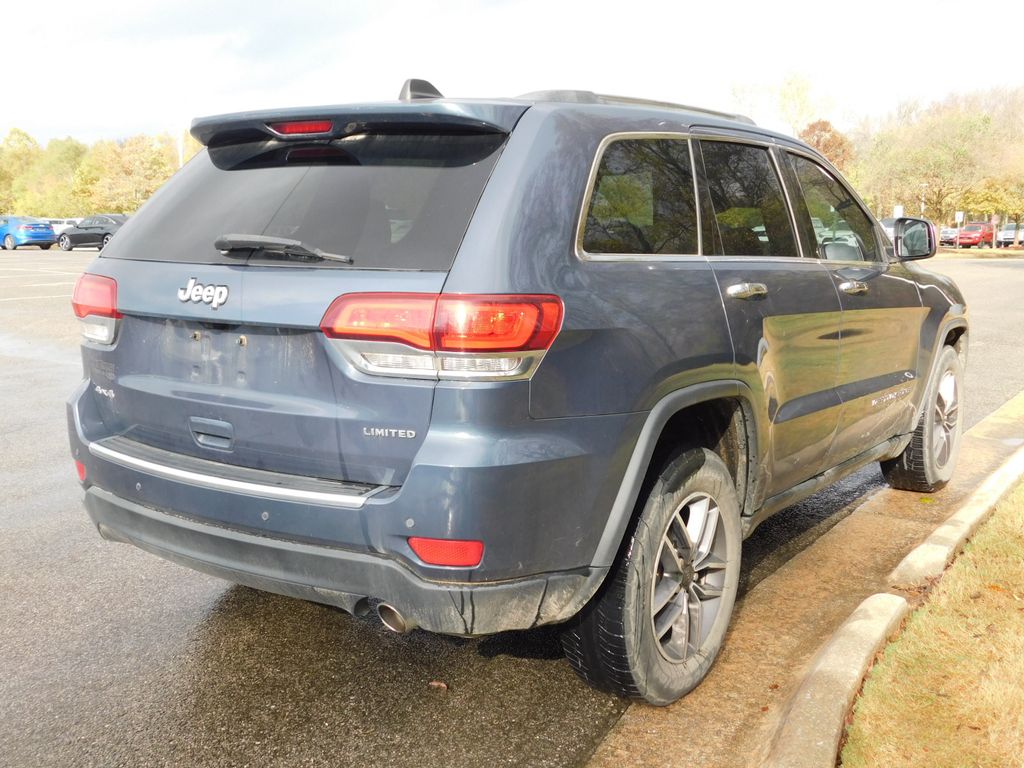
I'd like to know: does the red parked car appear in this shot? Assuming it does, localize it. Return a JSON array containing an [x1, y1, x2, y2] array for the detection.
[[957, 222, 994, 248]]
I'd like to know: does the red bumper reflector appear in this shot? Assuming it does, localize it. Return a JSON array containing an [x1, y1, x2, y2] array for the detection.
[[408, 537, 484, 567], [74, 461, 86, 482]]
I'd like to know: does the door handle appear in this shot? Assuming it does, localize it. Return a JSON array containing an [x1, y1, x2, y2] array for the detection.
[[725, 282, 768, 300], [839, 280, 868, 295]]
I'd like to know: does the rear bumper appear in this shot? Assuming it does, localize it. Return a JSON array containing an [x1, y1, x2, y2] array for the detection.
[[68, 379, 635, 634], [84, 485, 602, 636], [14, 234, 55, 245]]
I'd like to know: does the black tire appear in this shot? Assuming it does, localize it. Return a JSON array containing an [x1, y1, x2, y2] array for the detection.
[[881, 345, 963, 492], [100, 234, 112, 249], [4, 235, 15, 251], [59, 235, 72, 251], [561, 448, 742, 705], [40, 244, 52, 250]]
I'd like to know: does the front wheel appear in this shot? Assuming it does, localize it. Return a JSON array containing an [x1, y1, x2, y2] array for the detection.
[[40, 244, 52, 250], [4, 235, 15, 250], [882, 345, 963, 492], [561, 448, 742, 705], [58, 235, 72, 251]]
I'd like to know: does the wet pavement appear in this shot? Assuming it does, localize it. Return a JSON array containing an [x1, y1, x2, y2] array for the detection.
[[1, 253, 1021, 767]]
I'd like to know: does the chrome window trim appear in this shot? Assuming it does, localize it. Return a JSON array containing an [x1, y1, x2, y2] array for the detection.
[[88, 441, 381, 509], [574, 131, 704, 263]]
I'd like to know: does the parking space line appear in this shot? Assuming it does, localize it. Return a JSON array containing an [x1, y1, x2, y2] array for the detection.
[[0, 294, 73, 302], [0, 267, 83, 274]]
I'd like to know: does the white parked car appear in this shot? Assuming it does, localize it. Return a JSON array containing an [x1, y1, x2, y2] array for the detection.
[[46, 218, 83, 235], [997, 223, 1020, 248]]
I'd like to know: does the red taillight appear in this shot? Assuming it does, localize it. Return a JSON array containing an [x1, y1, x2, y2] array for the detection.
[[434, 295, 562, 352], [408, 537, 484, 567], [321, 293, 437, 349], [72, 274, 122, 319], [74, 461, 86, 482], [320, 294, 563, 353], [268, 119, 333, 135]]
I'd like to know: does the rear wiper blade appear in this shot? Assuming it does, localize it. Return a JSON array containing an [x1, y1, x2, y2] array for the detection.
[[214, 233, 353, 264]]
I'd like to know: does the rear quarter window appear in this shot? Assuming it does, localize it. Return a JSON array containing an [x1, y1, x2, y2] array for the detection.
[[581, 137, 699, 256]]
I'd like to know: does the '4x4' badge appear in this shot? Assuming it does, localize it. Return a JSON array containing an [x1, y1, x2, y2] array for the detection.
[[177, 277, 229, 309]]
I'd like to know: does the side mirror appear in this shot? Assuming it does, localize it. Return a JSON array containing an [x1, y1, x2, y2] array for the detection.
[[894, 217, 936, 260]]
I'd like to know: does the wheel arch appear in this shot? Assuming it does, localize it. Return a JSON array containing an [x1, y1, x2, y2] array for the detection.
[[589, 380, 763, 569], [913, 315, 969, 425]]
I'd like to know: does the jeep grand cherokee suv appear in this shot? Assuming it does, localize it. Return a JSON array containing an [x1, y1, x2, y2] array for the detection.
[[67, 81, 967, 705]]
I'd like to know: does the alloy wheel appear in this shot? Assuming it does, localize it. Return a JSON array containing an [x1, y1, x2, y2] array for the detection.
[[932, 370, 959, 468], [650, 492, 728, 663]]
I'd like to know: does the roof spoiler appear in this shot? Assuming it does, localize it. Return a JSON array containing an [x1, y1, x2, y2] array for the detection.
[[190, 103, 525, 147]]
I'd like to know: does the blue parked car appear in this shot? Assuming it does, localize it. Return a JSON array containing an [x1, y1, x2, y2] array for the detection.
[[0, 216, 57, 250]]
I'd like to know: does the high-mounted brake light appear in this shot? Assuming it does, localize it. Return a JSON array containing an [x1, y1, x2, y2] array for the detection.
[[267, 119, 334, 136], [72, 274, 121, 344], [72, 274, 121, 319], [408, 537, 484, 568]]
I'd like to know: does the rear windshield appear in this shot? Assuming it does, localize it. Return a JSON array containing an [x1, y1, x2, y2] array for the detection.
[[102, 132, 507, 270]]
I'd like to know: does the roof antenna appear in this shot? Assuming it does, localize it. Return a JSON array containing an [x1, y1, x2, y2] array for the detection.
[[398, 79, 443, 101]]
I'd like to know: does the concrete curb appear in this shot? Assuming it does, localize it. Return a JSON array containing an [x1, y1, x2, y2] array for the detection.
[[761, 442, 1024, 768], [888, 445, 1024, 587], [760, 593, 909, 768]]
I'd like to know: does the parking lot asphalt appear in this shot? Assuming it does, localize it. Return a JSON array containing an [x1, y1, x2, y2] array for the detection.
[[1, 251, 1021, 768]]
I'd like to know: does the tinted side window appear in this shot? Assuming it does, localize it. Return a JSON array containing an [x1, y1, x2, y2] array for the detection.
[[699, 141, 797, 257], [788, 154, 879, 262], [582, 138, 698, 255]]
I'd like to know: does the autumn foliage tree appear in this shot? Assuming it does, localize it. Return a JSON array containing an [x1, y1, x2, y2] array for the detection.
[[1, 128, 179, 216], [798, 120, 854, 172]]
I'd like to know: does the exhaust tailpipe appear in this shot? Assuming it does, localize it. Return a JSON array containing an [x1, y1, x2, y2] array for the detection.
[[377, 603, 417, 634]]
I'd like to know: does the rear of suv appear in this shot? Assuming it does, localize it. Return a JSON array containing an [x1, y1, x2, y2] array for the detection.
[[68, 82, 967, 705]]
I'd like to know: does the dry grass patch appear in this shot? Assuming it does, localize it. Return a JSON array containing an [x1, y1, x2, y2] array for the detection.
[[841, 483, 1024, 768]]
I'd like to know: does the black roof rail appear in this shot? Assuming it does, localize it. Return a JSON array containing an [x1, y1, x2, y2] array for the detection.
[[516, 89, 756, 126]]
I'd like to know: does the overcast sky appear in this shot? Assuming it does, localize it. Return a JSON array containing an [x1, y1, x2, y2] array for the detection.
[[6, 0, 1022, 145]]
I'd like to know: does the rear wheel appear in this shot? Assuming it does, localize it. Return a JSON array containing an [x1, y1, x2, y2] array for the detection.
[[100, 234, 112, 249], [561, 448, 742, 705], [881, 345, 963, 492], [40, 244, 52, 250], [4, 235, 15, 250], [58, 235, 72, 251]]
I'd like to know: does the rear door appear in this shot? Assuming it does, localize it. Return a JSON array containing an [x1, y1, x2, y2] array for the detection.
[[81, 128, 511, 488], [696, 135, 843, 497], [72, 217, 97, 246], [781, 150, 925, 468]]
